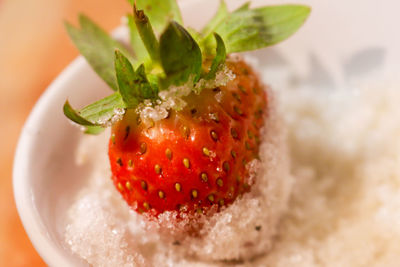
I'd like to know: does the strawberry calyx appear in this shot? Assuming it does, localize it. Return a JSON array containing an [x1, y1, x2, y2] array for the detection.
[[63, 0, 310, 132]]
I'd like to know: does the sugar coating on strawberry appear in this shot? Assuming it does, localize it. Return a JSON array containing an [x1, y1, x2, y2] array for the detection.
[[109, 59, 266, 215]]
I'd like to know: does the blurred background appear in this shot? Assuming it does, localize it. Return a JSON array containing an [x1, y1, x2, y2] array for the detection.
[[1, 0, 398, 266], [0, 0, 131, 265]]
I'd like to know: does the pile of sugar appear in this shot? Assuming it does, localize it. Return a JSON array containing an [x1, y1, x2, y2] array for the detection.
[[257, 78, 400, 267], [65, 67, 400, 266]]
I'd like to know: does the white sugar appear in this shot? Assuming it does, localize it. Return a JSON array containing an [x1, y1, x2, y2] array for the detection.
[[137, 65, 235, 123], [65, 56, 400, 266], [66, 136, 148, 266], [94, 107, 125, 127], [260, 79, 400, 267], [194, 64, 236, 92]]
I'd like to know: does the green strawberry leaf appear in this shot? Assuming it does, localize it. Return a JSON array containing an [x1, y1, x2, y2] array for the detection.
[[205, 33, 226, 80], [201, 0, 228, 39], [79, 92, 126, 124], [64, 101, 108, 134], [215, 5, 311, 53], [63, 101, 99, 126], [65, 15, 135, 91], [64, 92, 130, 133], [135, 64, 159, 99], [133, 5, 160, 63], [65, 92, 126, 126], [159, 21, 202, 88], [115, 50, 158, 108], [115, 50, 140, 108], [127, 14, 149, 62], [235, 2, 251, 12], [128, 0, 182, 34], [84, 126, 105, 135]]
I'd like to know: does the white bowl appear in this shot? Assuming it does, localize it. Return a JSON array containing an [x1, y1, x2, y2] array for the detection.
[[13, 0, 399, 266]]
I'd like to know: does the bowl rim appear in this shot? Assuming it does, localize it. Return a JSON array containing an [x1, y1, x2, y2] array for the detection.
[[13, 56, 88, 266]]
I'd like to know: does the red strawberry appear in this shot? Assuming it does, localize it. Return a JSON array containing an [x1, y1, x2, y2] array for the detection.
[[109, 59, 266, 215], [63, 1, 309, 216]]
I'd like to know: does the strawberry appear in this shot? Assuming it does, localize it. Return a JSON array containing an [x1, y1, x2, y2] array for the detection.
[[63, 0, 310, 216], [109, 59, 267, 214]]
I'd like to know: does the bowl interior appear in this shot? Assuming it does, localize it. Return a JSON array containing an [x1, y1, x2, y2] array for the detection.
[[13, 0, 399, 266]]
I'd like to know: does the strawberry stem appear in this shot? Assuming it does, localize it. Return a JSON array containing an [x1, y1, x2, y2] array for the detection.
[[134, 4, 160, 64]]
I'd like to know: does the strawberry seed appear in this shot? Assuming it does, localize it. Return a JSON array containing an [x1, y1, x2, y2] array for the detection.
[[200, 172, 208, 182], [191, 189, 198, 199], [140, 142, 147, 154], [183, 158, 190, 169], [175, 183, 182, 192]]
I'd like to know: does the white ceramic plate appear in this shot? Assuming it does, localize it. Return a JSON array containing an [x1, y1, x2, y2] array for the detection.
[[13, 0, 399, 266]]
